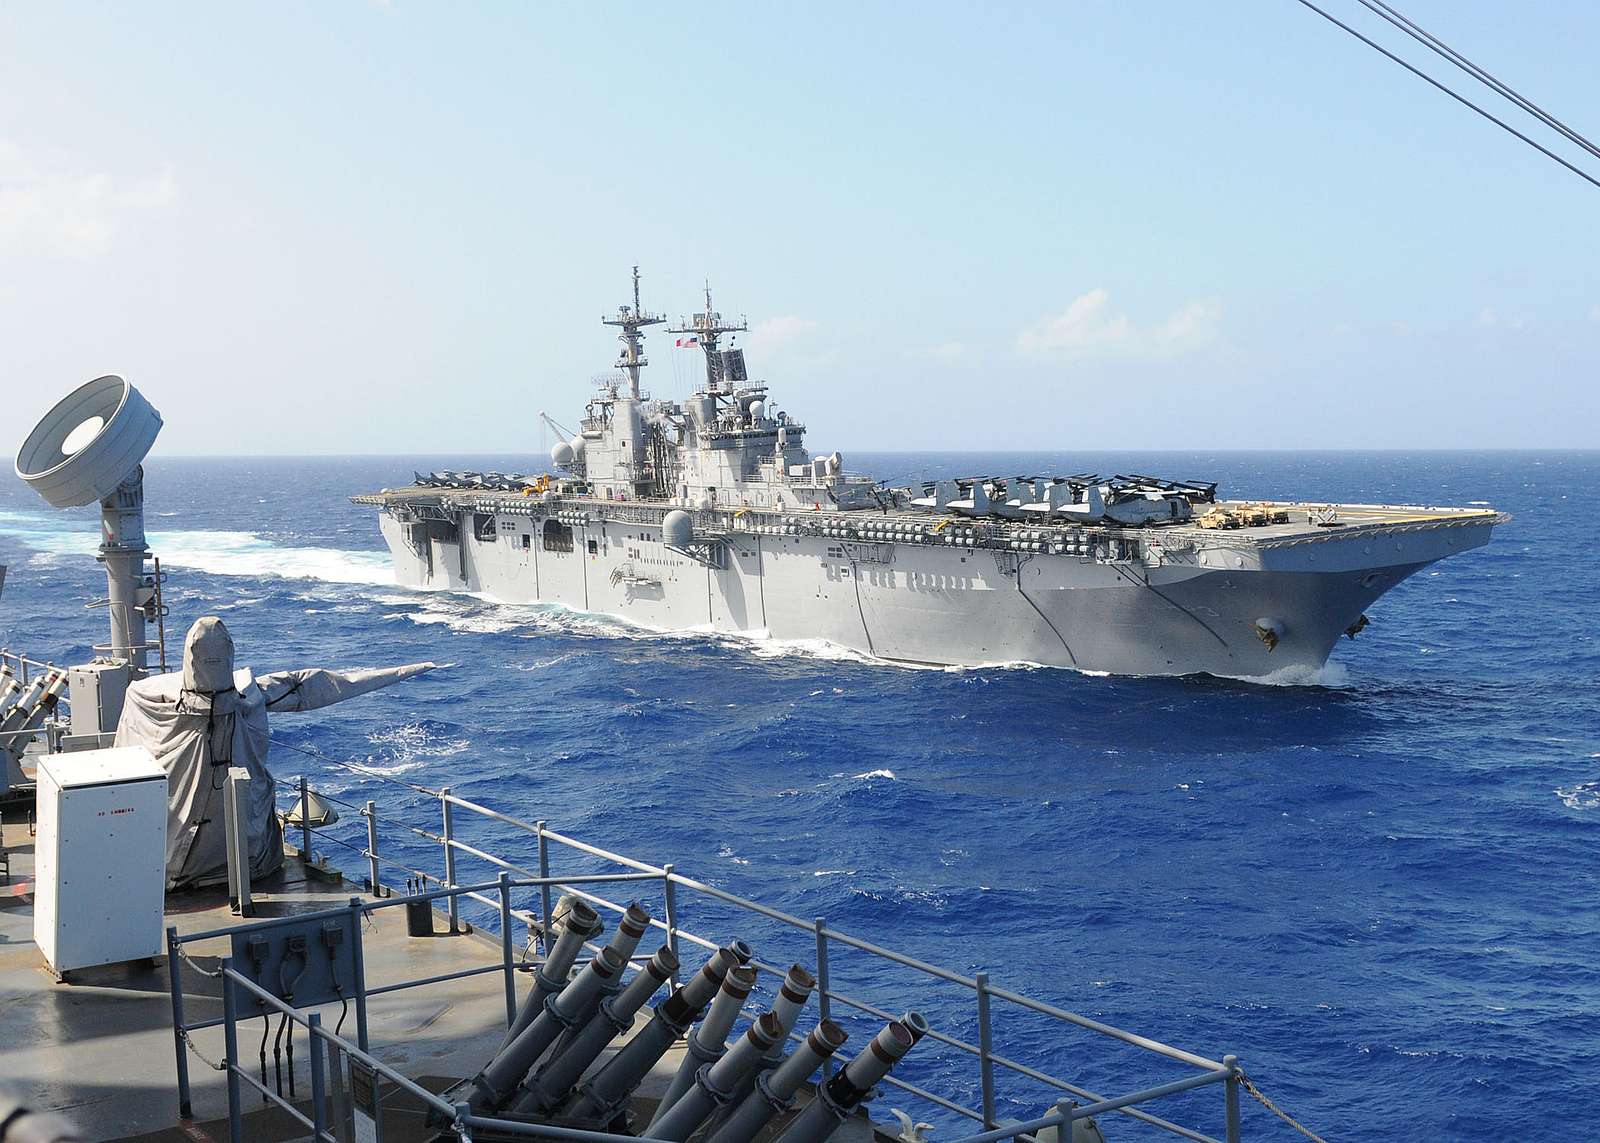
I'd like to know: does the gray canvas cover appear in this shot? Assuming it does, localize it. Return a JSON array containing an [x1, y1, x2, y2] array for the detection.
[[113, 617, 433, 890]]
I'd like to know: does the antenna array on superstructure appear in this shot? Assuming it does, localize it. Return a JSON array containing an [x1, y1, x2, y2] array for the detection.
[[670, 282, 748, 393], [601, 266, 663, 400]]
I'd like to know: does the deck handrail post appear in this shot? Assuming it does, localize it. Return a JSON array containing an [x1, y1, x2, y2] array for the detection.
[[814, 916, 833, 1081], [349, 896, 371, 1051], [364, 799, 380, 896], [221, 960, 244, 1143], [308, 1012, 328, 1139], [167, 926, 193, 1120], [977, 971, 997, 1129], [536, 820, 553, 952], [498, 871, 517, 1027], [1223, 1054, 1241, 1143], [298, 774, 313, 862], [662, 863, 680, 985], [440, 786, 460, 933]]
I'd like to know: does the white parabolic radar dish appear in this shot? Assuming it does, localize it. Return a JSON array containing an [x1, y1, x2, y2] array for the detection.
[[15, 375, 163, 508]]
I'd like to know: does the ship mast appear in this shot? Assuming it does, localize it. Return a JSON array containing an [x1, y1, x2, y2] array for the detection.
[[602, 266, 663, 400], [670, 283, 747, 393]]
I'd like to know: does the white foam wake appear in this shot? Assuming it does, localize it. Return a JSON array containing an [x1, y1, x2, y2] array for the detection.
[[1239, 660, 1353, 688], [0, 508, 394, 585]]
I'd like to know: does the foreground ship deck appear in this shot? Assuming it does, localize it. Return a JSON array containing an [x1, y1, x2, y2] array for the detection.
[[0, 812, 891, 1143], [0, 776, 1290, 1143]]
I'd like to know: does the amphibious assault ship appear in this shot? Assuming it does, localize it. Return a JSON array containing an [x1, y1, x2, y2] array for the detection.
[[355, 271, 1505, 679]]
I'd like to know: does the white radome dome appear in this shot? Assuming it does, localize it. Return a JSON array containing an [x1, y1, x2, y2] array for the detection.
[[663, 509, 694, 547]]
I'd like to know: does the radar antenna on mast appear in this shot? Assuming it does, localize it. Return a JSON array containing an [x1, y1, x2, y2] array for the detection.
[[669, 282, 748, 392], [601, 266, 663, 400]]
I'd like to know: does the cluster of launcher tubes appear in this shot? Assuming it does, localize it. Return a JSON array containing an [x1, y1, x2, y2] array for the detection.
[[446, 897, 927, 1143]]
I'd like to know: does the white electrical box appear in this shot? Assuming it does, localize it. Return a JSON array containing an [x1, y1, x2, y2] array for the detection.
[[68, 661, 132, 738], [34, 745, 168, 976]]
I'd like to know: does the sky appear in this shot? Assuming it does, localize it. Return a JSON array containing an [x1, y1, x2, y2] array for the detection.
[[1, 1, 1597, 456]]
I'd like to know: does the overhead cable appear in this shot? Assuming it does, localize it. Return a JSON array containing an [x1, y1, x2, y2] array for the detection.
[[1290, 0, 1600, 191], [1357, 0, 1600, 162]]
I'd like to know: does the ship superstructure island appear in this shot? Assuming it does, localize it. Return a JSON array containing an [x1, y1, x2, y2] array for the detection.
[[354, 270, 1505, 679]]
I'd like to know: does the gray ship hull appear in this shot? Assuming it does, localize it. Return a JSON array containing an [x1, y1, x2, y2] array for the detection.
[[374, 505, 1494, 679]]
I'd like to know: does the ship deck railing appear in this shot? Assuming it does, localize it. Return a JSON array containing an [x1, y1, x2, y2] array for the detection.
[[0, 648, 71, 760], [262, 749, 1254, 1143]]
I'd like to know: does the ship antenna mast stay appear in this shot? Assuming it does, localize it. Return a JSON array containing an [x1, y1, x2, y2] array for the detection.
[[669, 281, 747, 393], [602, 265, 664, 400]]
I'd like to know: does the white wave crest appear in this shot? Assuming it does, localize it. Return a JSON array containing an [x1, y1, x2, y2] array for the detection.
[[1556, 781, 1600, 810], [0, 508, 393, 585], [365, 722, 469, 771]]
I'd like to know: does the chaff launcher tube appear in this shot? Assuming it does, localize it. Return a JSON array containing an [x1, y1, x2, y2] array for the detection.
[[513, 944, 679, 1114], [566, 942, 748, 1120], [653, 965, 759, 1120], [0, 674, 50, 739], [607, 901, 653, 962], [0, 666, 21, 718], [650, 1012, 784, 1141], [501, 897, 601, 1048], [705, 1020, 849, 1143], [774, 1018, 920, 1143], [554, 901, 653, 1056], [471, 945, 625, 1110], [724, 963, 815, 1110], [2, 673, 65, 763]]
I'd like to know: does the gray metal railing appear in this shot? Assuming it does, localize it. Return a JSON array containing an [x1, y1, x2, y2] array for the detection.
[[172, 870, 1243, 1143], [0, 649, 69, 755], [278, 771, 1248, 1143], [0, 649, 61, 682]]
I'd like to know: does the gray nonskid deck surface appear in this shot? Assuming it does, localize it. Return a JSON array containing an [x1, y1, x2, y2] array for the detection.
[[0, 815, 872, 1143]]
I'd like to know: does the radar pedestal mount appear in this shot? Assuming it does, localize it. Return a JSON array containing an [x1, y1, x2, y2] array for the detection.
[[15, 375, 166, 678]]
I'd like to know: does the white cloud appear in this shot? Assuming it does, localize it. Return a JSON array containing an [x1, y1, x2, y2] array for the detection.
[[1017, 288, 1129, 352], [1017, 288, 1219, 356], [1477, 306, 1525, 331], [1158, 299, 1222, 343], [916, 340, 967, 363], [0, 140, 176, 260], [747, 315, 819, 354]]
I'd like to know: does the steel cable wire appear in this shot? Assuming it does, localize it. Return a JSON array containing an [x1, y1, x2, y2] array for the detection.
[[1290, 0, 1600, 191], [1238, 1070, 1332, 1143], [1358, 0, 1600, 162]]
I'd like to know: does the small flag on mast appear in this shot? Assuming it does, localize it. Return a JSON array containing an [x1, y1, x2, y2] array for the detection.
[[675, 336, 699, 348]]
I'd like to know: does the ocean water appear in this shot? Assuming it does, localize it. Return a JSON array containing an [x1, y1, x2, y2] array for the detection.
[[1, 451, 1596, 1141]]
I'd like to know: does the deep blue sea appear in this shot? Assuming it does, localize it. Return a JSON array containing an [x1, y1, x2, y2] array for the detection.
[[2, 451, 1596, 1141]]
